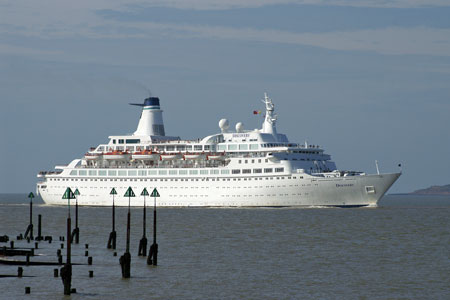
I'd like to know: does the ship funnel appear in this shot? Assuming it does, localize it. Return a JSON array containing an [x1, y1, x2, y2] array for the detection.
[[132, 97, 166, 136]]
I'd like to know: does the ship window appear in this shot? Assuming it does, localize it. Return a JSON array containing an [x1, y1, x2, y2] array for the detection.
[[204, 145, 210, 150], [108, 170, 117, 176], [253, 169, 262, 174], [116, 146, 124, 151], [99, 170, 107, 176], [185, 145, 193, 151], [228, 144, 237, 151], [189, 170, 198, 175], [159, 170, 167, 175], [249, 144, 258, 150], [126, 139, 140, 144], [221, 169, 230, 174], [169, 170, 177, 175], [128, 170, 137, 176], [176, 146, 185, 151], [264, 168, 273, 173], [275, 168, 284, 173], [70, 170, 77, 175], [194, 145, 202, 151], [118, 170, 127, 176], [242, 169, 251, 174], [179, 170, 188, 175], [365, 186, 376, 194], [217, 145, 226, 151], [239, 144, 248, 150], [149, 170, 157, 175], [79, 170, 87, 176], [232, 169, 241, 174], [245, 160, 248, 163], [167, 146, 175, 151], [238, 160, 241, 164], [200, 170, 208, 175], [113, 139, 116, 144], [210, 170, 219, 175], [138, 170, 147, 176], [119, 139, 124, 144]]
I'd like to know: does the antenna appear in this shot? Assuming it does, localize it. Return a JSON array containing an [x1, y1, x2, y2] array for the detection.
[[375, 160, 380, 175]]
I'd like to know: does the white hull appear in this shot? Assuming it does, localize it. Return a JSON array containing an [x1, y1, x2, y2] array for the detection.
[[38, 172, 400, 207]]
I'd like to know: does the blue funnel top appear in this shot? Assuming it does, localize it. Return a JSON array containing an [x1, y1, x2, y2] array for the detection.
[[130, 97, 160, 107]]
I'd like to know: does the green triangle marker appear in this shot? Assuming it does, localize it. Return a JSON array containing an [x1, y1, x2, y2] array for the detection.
[[141, 188, 149, 196], [28, 192, 35, 199], [150, 188, 160, 198], [110, 188, 117, 195], [62, 187, 75, 200], [124, 187, 135, 197], [74, 188, 80, 196]]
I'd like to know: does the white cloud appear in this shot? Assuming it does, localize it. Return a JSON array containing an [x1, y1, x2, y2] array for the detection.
[[1, 0, 450, 57]]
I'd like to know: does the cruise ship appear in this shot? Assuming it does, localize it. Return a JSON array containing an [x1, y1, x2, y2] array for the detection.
[[36, 94, 401, 207]]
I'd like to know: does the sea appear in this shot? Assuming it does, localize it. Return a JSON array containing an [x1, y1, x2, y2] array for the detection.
[[0, 194, 449, 299]]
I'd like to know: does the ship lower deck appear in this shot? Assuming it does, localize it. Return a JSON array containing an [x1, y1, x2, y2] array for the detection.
[[38, 173, 401, 207]]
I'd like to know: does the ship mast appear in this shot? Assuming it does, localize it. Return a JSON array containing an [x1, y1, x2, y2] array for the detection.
[[261, 93, 278, 140]]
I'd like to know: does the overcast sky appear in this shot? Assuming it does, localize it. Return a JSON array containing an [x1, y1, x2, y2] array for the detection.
[[1, 0, 449, 194]]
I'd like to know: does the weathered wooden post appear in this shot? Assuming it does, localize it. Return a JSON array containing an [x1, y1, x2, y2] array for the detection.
[[107, 188, 117, 249], [61, 187, 75, 295], [24, 193, 34, 240], [120, 187, 135, 278], [71, 188, 80, 244], [138, 188, 149, 256], [147, 188, 160, 266]]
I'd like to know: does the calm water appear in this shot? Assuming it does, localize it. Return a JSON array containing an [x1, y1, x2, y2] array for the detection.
[[0, 194, 449, 299]]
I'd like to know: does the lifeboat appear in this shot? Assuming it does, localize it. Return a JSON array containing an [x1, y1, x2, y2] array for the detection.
[[160, 153, 182, 161], [132, 150, 160, 161], [103, 150, 131, 161], [207, 153, 226, 161], [183, 152, 206, 160], [84, 152, 102, 161]]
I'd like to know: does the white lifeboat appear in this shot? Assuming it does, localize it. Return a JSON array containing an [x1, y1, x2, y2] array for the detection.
[[207, 153, 226, 161], [183, 152, 206, 160], [132, 150, 160, 161], [103, 150, 131, 161], [84, 152, 102, 161], [160, 153, 182, 161]]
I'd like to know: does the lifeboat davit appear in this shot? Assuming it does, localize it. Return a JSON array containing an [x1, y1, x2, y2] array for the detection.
[[84, 152, 102, 161], [132, 150, 160, 161], [183, 153, 206, 160], [160, 153, 182, 161], [207, 153, 226, 161], [103, 150, 131, 161]]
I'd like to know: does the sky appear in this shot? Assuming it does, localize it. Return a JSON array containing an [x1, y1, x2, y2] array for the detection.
[[1, 0, 449, 194]]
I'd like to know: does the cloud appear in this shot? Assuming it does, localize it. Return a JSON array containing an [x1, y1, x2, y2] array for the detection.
[[1, 0, 450, 57]]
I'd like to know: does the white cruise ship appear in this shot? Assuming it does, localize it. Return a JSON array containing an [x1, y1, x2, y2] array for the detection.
[[37, 93, 401, 207]]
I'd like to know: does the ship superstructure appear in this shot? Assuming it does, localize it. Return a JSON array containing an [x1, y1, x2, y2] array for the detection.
[[37, 94, 401, 207]]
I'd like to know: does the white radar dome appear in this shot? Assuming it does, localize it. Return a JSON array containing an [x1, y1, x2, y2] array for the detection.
[[235, 122, 244, 133], [219, 119, 229, 132]]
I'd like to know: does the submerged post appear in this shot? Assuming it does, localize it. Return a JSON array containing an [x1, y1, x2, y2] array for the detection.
[[120, 187, 135, 278], [72, 189, 80, 244], [108, 188, 117, 249], [138, 188, 149, 256], [148, 188, 160, 266], [24, 193, 34, 240], [61, 187, 75, 295], [37, 214, 42, 241]]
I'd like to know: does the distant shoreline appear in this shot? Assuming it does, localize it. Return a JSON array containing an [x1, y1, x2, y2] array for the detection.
[[408, 184, 450, 196]]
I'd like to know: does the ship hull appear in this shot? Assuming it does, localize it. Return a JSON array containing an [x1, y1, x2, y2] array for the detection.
[[38, 172, 400, 207]]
